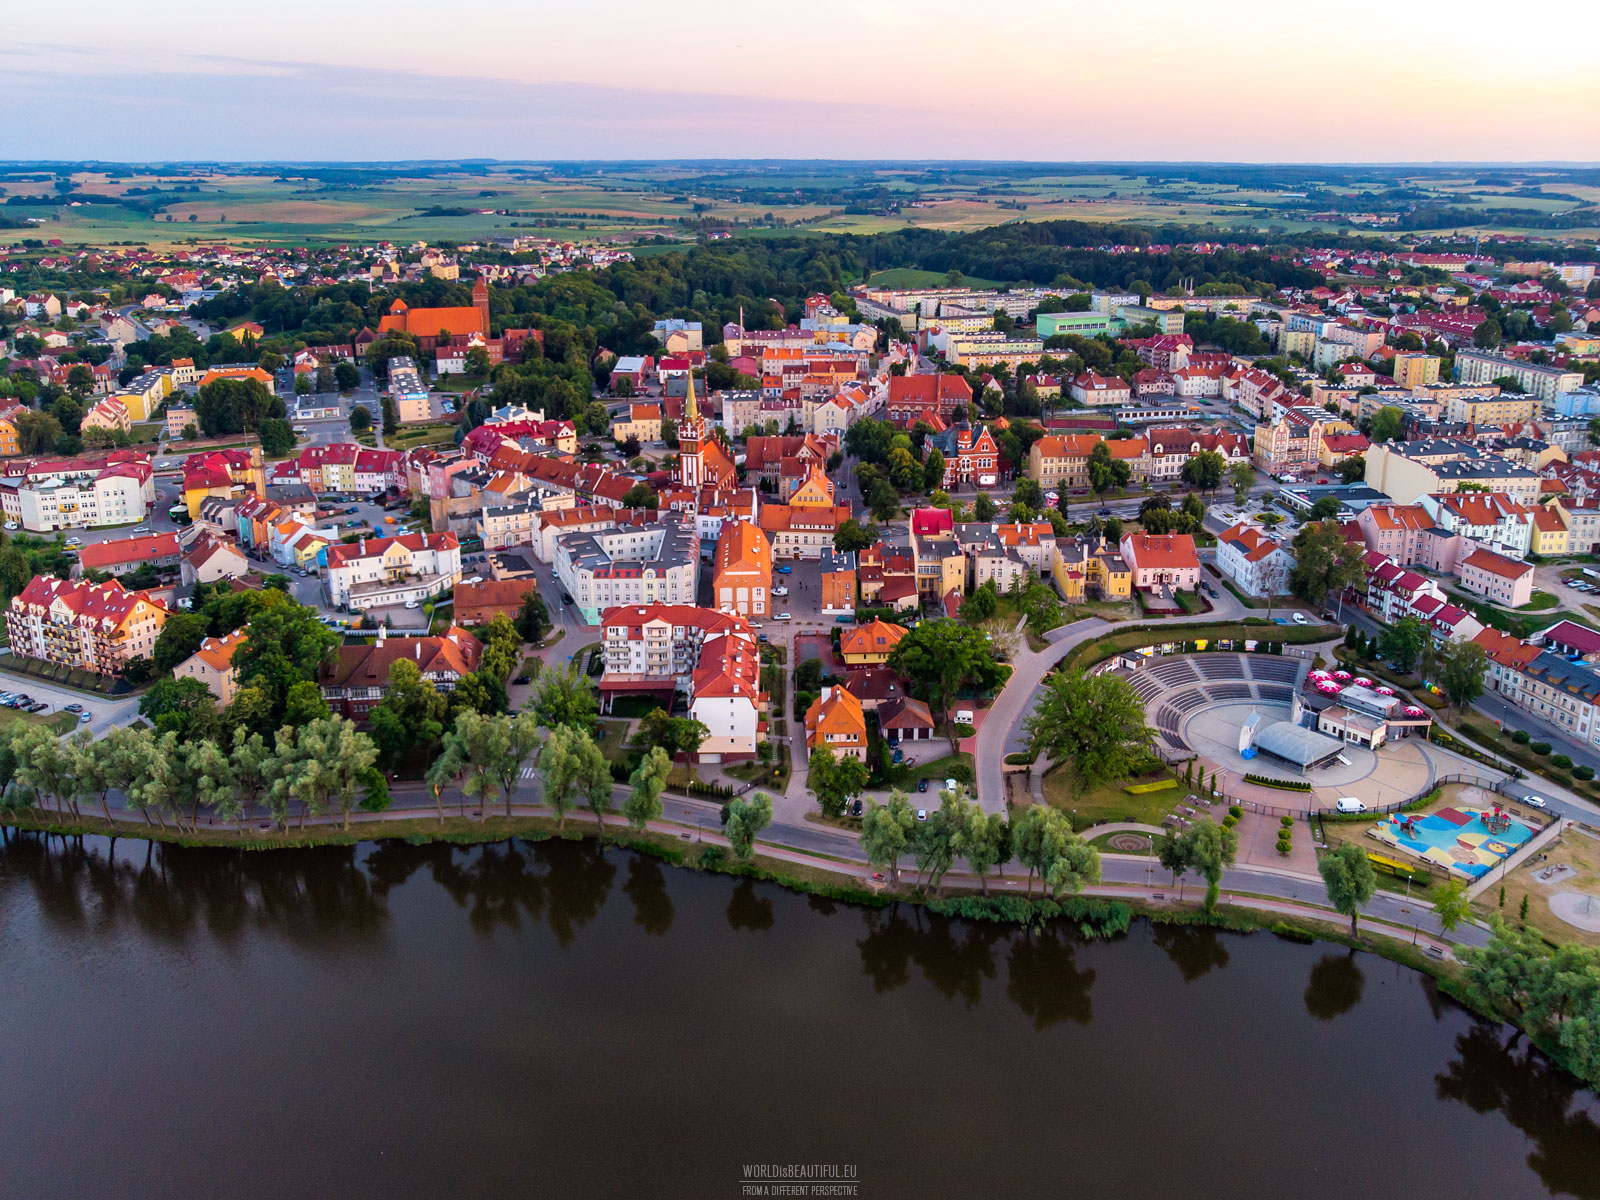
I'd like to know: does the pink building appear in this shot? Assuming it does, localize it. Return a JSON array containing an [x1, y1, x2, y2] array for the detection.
[[1118, 532, 1201, 591], [1457, 547, 1535, 608]]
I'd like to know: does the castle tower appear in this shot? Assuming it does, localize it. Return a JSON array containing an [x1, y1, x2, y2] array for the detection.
[[472, 276, 489, 335], [678, 370, 704, 491]]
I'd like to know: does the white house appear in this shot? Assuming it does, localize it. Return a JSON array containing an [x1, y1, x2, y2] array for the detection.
[[1216, 522, 1296, 598]]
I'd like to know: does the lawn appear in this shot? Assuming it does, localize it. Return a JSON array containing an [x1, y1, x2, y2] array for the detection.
[[0, 706, 80, 737], [1059, 619, 1338, 672], [1479, 824, 1600, 949], [1040, 762, 1182, 831], [593, 719, 636, 765], [387, 423, 457, 450]]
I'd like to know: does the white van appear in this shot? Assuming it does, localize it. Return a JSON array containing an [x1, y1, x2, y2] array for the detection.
[[1292, 612, 1308, 625], [1335, 797, 1366, 814], [954, 709, 975, 724]]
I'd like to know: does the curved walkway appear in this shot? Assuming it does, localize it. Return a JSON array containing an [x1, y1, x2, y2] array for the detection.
[[975, 586, 1255, 812]]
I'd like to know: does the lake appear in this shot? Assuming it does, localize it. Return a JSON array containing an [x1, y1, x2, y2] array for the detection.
[[2, 831, 1597, 1199]]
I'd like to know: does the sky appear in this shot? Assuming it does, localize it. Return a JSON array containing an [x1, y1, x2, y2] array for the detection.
[[4, 0, 1600, 162]]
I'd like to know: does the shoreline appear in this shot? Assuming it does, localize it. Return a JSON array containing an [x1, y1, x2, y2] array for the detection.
[[9, 808, 1590, 1090]]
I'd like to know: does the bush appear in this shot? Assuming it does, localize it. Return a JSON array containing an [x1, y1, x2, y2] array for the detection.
[[1228, 804, 1242, 818], [1552, 753, 1573, 769], [1275, 838, 1292, 855], [1244, 773, 1313, 791], [953, 723, 975, 739], [1279, 814, 1294, 828], [1222, 815, 1238, 829], [1531, 742, 1552, 756], [1511, 729, 1531, 745], [1575, 765, 1596, 781]]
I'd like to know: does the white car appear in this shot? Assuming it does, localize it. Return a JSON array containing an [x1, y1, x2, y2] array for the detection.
[[772, 585, 789, 597], [1292, 612, 1308, 624], [64, 536, 82, 546], [945, 777, 958, 792], [1522, 795, 1547, 809], [134, 526, 151, 534], [916, 808, 928, 822], [404, 600, 420, 610], [773, 612, 792, 621], [2, 521, 16, 531]]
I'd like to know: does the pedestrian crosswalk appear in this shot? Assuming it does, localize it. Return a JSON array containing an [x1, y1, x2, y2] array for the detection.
[[521, 766, 537, 779]]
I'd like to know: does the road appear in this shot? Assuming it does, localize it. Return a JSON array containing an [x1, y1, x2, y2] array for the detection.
[[53, 772, 1490, 953], [973, 580, 1255, 812]]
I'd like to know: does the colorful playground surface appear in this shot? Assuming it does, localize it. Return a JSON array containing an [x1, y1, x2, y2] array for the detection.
[[1368, 805, 1536, 879]]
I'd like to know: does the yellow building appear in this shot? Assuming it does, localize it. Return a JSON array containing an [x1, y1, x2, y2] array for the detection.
[[1053, 536, 1132, 601], [610, 403, 663, 443], [1392, 352, 1440, 390], [1027, 434, 1100, 488], [1531, 506, 1570, 557], [839, 620, 907, 667], [787, 464, 836, 509], [1443, 393, 1542, 426], [0, 409, 20, 457]]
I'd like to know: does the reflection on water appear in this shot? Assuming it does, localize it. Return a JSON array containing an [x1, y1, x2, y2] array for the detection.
[[1304, 951, 1365, 1021], [2, 829, 1598, 1199]]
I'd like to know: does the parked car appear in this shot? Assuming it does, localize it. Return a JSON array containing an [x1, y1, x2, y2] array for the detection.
[[917, 778, 928, 793], [346, 506, 359, 515], [774, 612, 792, 621], [404, 600, 420, 609], [134, 526, 151, 534], [851, 799, 863, 817], [1335, 797, 1366, 814], [1292, 612, 1308, 624], [772, 585, 788, 597], [916, 808, 928, 822], [2, 521, 16, 531], [78, 711, 93, 723], [10, 695, 30, 708], [776, 565, 792, 574], [513, 675, 531, 686], [65, 536, 81, 546], [27, 701, 48, 714], [62, 703, 83, 714]]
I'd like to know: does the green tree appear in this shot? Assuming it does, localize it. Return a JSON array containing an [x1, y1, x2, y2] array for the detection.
[[1437, 638, 1489, 710], [1378, 615, 1430, 675], [334, 360, 360, 391], [151, 610, 210, 674], [490, 711, 542, 819], [1289, 520, 1366, 607], [283, 679, 330, 726], [922, 448, 946, 491], [860, 790, 917, 884], [1229, 459, 1255, 505], [1180, 449, 1225, 494], [1088, 441, 1132, 496], [1431, 878, 1471, 934], [954, 807, 1007, 892], [623, 745, 673, 831], [138, 676, 221, 741], [349, 404, 373, 433], [539, 722, 609, 831], [530, 660, 598, 731], [1010, 803, 1098, 897], [1473, 316, 1503, 349], [368, 656, 450, 770], [1370, 406, 1405, 444], [723, 792, 773, 860], [438, 709, 504, 823], [1334, 455, 1366, 485], [833, 518, 874, 554], [885, 618, 1006, 723], [1176, 817, 1238, 912], [621, 482, 658, 509], [514, 590, 551, 643], [973, 491, 996, 521], [1319, 842, 1377, 936], [809, 744, 870, 818], [1023, 669, 1154, 797], [233, 597, 339, 727]]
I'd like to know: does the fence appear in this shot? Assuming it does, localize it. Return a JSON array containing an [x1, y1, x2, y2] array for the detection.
[[1236, 772, 1501, 821]]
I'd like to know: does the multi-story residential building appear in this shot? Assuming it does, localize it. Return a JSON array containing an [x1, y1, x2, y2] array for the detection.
[[1530, 506, 1570, 556], [1119, 532, 1201, 591], [1252, 407, 1325, 477], [5, 575, 168, 676], [1216, 523, 1295, 597], [599, 606, 764, 758], [1053, 534, 1132, 601], [554, 515, 698, 624], [267, 443, 405, 497], [886, 373, 973, 423], [1363, 442, 1540, 505], [943, 334, 1045, 370], [611, 403, 663, 444], [76, 532, 182, 577], [1454, 350, 1583, 403], [173, 629, 249, 705], [925, 421, 1001, 488], [1069, 371, 1132, 408], [1445, 391, 1541, 426], [913, 537, 967, 601], [1356, 504, 1436, 563], [1028, 434, 1101, 488], [712, 518, 771, 618], [325, 531, 463, 611], [180, 533, 251, 586], [1391, 352, 1441, 390], [1145, 427, 1249, 482], [388, 356, 431, 423], [805, 685, 869, 763], [183, 448, 265, 517], [839, 620, 908, 667], [820, 547, 856, 613], [0, 452, 154, 532], [1420, 491, 1533, 560], [319, 627, 482, 722], [1457, 547, 1535, 607]]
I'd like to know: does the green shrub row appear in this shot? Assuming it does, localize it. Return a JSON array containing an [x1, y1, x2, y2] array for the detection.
[[1244, 773, 1313, 791]]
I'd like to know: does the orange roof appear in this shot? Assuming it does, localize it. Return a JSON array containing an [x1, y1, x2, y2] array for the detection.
[[1121, 532, 1201, 571], [839, 619, 907, 657], [198, 366, 272, 388], [376, 301, 485, 340], [1461, 548, 1532, 580], [1472, 627, 1540, 671], [191, 629, 248, 673], [805, 686, 867, 750], [1533, 507, 1566, 533], [77, 532, 181, 569], [713, 519, 771, 579]]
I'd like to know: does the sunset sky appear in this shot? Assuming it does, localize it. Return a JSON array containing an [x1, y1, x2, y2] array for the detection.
[[4, 0, 1599, 162]]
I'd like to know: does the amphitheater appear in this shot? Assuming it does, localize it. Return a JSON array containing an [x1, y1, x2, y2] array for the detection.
[[1112, 650, 1442, 805]]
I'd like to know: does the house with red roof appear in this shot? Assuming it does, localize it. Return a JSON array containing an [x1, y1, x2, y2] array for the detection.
[[1119, 532, 1201, 592], [319, 626, 483, 722], [5, 576, 168, 676]]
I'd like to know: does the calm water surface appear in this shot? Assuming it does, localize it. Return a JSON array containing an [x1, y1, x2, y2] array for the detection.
[[1, 832, 1597, 1200]]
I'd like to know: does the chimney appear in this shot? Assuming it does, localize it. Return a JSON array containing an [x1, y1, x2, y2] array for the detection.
[[415, 642, 421, 659], [377, 625, 386, 645]]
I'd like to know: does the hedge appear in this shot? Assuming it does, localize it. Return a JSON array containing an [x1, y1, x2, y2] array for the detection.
[[1244, 773, 1313, 792], [1059, 619, 1340, 673]]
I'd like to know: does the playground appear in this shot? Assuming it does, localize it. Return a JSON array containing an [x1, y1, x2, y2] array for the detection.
[[1368, 805, 1536, 880]]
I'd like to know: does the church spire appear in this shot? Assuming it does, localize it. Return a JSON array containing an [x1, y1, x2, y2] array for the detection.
[[684, 367, 701, 428]]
